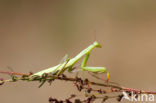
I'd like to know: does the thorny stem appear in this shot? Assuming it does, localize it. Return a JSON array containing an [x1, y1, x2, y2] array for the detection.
[[55, 76, 156, 95], [0, 71, 156, 95]]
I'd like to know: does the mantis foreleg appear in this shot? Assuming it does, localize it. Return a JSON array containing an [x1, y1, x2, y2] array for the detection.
[[81, 53, 109, 85], [81, 53, 107, 73]]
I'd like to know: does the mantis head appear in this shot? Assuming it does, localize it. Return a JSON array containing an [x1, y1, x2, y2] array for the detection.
[[93, 41, 101, 48]]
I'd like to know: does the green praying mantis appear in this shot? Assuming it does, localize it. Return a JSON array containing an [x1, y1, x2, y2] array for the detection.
[[30, 41, 109, 82]]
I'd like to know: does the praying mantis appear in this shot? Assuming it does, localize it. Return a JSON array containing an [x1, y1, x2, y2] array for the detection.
[[30, 41, 109, 82]]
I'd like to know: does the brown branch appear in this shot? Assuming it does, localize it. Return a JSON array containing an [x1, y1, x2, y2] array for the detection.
[[54, 76, 156, 95], [0, 71, 156, 95]]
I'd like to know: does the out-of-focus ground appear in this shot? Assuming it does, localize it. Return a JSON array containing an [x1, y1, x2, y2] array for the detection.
[[0, 1, 156, 103]]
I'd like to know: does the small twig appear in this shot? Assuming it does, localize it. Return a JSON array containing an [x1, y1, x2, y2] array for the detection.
[[0, 71, 29, 76]]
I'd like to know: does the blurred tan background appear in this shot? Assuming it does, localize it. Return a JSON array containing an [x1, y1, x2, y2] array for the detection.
[[0, 1, 156, 103]]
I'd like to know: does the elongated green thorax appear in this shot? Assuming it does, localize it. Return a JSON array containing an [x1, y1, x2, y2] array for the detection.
[[66, 41, 101, 71]]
